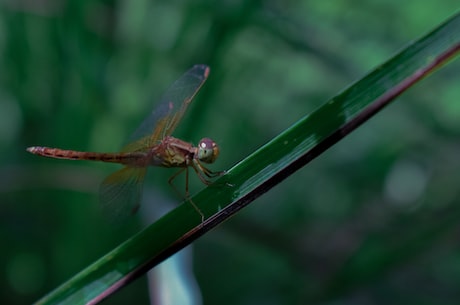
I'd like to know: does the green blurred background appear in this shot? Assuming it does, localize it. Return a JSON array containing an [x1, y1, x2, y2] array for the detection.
[[2, 1, 460, 304]]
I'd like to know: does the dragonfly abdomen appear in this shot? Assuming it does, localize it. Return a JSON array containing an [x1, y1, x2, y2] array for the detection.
[[26, 146, 146, 165]]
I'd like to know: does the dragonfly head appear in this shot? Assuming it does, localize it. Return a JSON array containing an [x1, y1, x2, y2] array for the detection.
[[197, 138, 219, 163]]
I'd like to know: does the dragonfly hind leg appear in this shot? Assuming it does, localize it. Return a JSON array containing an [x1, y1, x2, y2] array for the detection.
[[168, 167, 205, 222]]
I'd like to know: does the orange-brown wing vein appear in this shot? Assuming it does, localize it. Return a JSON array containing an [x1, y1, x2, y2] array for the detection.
[[122, 64, 210, 153], [99, 166, 147, 221]]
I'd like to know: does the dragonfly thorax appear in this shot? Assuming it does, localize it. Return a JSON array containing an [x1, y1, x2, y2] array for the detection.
[[196, 138, 219, 164]]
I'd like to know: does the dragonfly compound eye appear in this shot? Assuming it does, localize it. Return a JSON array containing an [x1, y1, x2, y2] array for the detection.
[[198, 138, 219, 163]]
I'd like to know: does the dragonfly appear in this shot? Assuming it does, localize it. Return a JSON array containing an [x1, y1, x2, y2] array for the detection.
[[27, 64, 222, 220]]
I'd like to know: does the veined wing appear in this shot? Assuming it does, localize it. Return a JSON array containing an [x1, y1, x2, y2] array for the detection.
[[122, 64, 210, 152], [99, 166, 147, 221]]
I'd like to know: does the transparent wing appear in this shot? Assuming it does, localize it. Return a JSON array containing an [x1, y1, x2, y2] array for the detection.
[[122, 64, 210, 152], [99, 166, 147, 221]]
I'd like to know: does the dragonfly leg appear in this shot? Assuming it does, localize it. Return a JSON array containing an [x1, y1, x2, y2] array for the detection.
[[198, 165, 232, 188], [168, 167, 186, 190], [192, 160, 225, 183], [191, 162, 213, 185], [201, 165, 225, 178], [168, 167, 204, 222]]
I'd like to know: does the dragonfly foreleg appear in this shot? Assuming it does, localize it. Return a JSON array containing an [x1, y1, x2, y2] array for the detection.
[[192, 160, 225, 182]]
